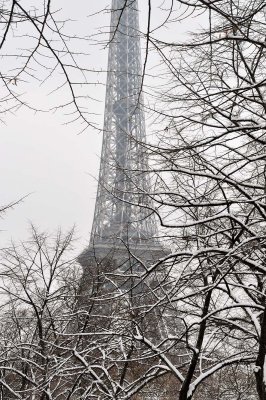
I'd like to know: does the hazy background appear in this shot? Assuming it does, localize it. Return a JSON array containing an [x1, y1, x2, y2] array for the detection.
[[1, 0, 201, 253]]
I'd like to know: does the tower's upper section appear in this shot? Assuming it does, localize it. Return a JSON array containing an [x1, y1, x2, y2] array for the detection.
[[89, 0, 159, 252]]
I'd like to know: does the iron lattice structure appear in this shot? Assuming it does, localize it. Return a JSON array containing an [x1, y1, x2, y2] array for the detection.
[[80, 0, 163, 264], [77, 7, 172, 397]]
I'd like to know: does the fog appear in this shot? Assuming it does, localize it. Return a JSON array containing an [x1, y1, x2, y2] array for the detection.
[[1, 0, 202, 252]]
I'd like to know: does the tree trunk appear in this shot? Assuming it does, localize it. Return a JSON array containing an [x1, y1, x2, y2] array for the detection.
[[255, 302, 266, 400]]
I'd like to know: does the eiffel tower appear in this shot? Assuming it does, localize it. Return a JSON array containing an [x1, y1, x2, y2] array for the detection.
[[79, 0, 165, 292], [76, 4, 173, 398]]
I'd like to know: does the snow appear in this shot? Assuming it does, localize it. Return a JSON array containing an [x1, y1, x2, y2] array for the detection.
[[133, 332, 185, 383], [187, 383, 195, 398], [187, 355, 255, 398]]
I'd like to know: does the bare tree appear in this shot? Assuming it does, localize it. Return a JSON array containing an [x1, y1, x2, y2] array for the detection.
[[0, 227, 115, 399], [129, 0, 266, 398], [0, 1, 99, 129], [3, 1, 266, 398], [0, 227, 163, 399], [62, 1, 266, 398]]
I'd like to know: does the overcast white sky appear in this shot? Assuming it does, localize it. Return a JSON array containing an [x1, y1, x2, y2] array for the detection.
[[1, 1, 203, 254]]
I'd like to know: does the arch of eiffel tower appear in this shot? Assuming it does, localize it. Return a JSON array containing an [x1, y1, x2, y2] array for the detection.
[[79, 0, 165, 278]]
